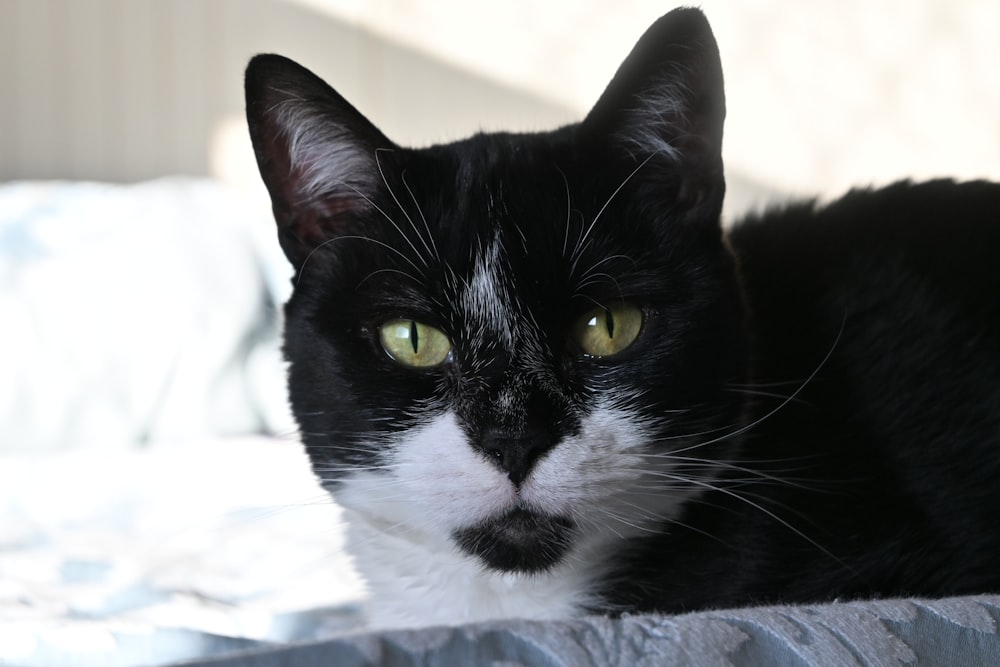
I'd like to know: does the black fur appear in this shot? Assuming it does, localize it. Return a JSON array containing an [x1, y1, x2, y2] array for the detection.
[[246, 7, 1000, 616], [597, 179, 1000, 613]]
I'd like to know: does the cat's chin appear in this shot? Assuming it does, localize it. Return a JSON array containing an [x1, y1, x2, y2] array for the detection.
[[452, 507, 575, 574]]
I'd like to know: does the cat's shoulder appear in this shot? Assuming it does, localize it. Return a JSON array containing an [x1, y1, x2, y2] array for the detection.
[[729, 179, 1000, 283], [730, 179, 1000, 248]]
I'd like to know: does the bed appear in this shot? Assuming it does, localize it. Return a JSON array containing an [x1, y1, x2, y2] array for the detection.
[[2, 179, 999, 666]]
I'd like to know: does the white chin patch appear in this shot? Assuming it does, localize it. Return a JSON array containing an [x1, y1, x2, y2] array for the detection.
[[336, 405, 687, 553], [330, 405, 692, 627]]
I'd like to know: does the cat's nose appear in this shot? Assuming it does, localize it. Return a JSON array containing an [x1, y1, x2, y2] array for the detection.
[[479, 429, 553, 487]]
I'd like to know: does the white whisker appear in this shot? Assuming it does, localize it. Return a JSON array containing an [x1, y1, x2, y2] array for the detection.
[[569, 152, 657, 278]]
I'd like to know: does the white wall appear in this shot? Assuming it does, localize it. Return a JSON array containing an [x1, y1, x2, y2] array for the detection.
[[2, 0, 997, 207], [0, 0, 575, 184]]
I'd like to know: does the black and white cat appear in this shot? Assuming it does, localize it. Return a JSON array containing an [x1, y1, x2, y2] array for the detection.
[[245, 8, 1000, 628]]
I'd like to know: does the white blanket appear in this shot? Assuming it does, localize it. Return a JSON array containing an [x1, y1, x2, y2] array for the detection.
[[0, 436, 366, 666], [0, 179, 294, 452]]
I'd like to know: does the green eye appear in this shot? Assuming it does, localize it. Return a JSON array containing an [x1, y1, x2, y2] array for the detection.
[[379, 319, 452, 368], [572, 303, 643, 357]]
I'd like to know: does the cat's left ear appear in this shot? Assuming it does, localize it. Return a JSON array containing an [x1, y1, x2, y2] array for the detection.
[[582, 8, 725, 218], [245, 54, 393, 268]]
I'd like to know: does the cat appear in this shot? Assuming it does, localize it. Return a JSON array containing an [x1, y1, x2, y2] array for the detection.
[[244, 7, 1000, 628]]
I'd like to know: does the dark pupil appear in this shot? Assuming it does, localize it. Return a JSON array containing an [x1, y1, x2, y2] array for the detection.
[[410, 321, 420, 353], [604, 309, 615, 338]]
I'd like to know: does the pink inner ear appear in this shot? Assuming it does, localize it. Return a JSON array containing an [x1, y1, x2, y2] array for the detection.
[[306, 194, 366, 241], [264, 135, 374, 262]]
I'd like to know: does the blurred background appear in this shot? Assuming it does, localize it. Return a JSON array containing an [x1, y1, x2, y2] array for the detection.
[[0, 1, 997, 665], [3, 0, 999, 201]]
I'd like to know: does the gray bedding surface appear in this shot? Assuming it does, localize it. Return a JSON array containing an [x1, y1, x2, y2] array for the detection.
[[180, 595, 1000, 667]]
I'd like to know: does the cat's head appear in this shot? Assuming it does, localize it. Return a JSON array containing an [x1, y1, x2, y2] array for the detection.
[[246, 8, 748, 574]]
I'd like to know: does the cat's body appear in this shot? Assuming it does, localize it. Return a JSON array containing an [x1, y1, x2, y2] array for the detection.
[[604, 180, 1000, 613], [245, 8, 1000, 628]]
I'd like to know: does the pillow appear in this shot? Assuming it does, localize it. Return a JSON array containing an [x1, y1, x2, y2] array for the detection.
[[0, 179, 294, 452]]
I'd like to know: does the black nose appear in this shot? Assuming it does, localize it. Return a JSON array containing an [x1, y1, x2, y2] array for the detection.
[[479, 429, 553, 486]]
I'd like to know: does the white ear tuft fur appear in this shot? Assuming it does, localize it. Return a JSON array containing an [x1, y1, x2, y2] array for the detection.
[[245, 54, 396, 265], [268, 91, 377, 203]]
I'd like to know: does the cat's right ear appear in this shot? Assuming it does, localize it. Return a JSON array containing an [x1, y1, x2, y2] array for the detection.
[[245, 54, 391, 268], [581, 8, 725, 222]]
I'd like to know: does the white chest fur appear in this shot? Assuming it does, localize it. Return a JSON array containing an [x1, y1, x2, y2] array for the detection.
[[344, 508, 590, 629]]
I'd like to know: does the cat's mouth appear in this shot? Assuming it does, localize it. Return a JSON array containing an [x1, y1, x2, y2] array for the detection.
[[452, 507, 575, 573]]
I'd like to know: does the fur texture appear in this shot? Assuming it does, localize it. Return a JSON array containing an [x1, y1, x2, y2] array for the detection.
[[245, 8, 1000, 628]]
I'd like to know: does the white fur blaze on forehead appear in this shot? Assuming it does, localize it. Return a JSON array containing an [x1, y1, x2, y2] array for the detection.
[[460, 235, 516, 347]]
